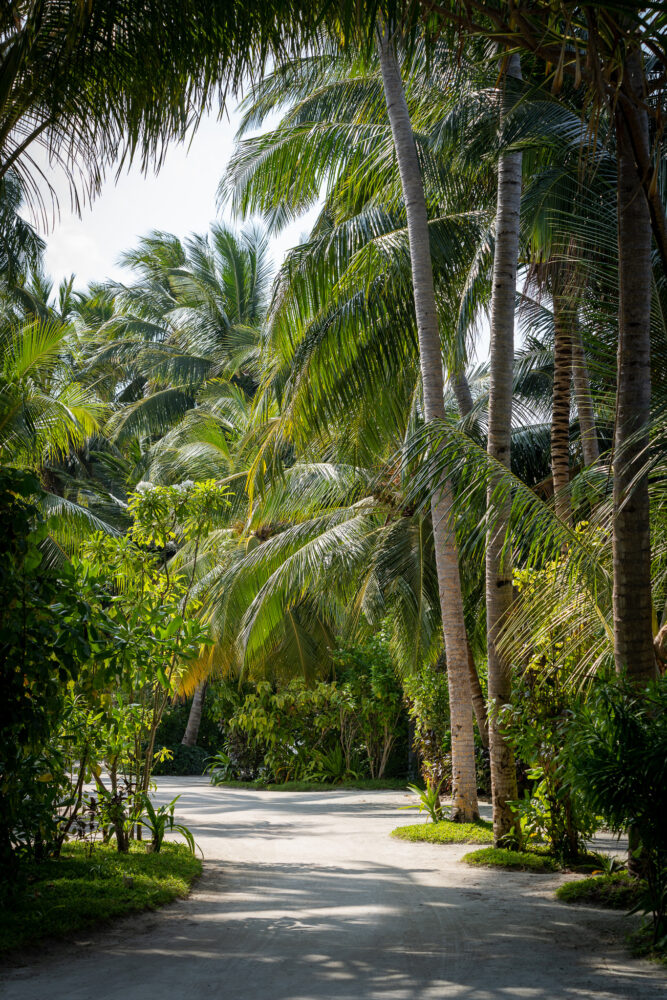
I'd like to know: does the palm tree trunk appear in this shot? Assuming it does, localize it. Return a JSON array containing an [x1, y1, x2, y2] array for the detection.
[[451, 370, 474, 417], [571, 327, 599, 467], [467, 643, 489, 749], [182, 681, 208, 747], [377, 26, 478, 821], [485, 52, 522, 844], [551, 294, 573, 524], [613, 49, 657, 684]]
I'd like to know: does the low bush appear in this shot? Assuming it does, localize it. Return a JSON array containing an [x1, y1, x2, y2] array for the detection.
[[461, 847, 561, 872], [0, 842, 201, 953], [392, 820, 493, 845], [152, 744, 209, 776], [556, 872, 641, 910]]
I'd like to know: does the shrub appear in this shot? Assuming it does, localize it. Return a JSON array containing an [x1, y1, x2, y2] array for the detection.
[[568, 677, 667, 945], [402, 658, 451, 792], [152, 744, 209, 776], [0, 469, 96, 878], [227, 639, 408, 784]]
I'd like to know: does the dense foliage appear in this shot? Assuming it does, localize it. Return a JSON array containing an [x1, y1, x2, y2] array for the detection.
[[1, 0, 667, 951]]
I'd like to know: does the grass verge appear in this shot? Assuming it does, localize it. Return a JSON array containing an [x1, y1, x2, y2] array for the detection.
[[0, 841, 201, 954], [391, 819, 494, 845], [556, 872, 641, 910], [213, 778, 410, 792], [461, 847, 560, 872]]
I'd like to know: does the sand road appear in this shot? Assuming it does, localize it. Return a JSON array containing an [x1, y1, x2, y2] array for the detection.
[[2, 778, 665, 1000]]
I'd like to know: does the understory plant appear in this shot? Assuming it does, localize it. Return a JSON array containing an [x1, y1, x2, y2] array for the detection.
[[500, 561, 599, 859], [402, 659, 451, 792], [135, 794, 197, 855], [568, 678, 667, 947], [228, 639, 407, 783], [0, 470, 99, 882], [400, 778, 445, 823]]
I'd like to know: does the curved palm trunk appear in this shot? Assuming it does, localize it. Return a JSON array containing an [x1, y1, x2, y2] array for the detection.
[[571, 327, 599, 467], [182, 681, 208, 747], [485, 52, 522, 844], [377, 27, 478, 821], [451, 370, 474, 417], [551, 295, 573, 524], [613, 49, 657, 684]]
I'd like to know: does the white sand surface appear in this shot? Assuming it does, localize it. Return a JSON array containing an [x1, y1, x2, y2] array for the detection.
[[2, 778, 665, 999]]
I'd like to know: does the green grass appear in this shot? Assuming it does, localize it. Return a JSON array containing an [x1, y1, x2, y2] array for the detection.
[[556, 872, 641, 910], [0, 841, 201, 954], [391, 819, 494, 844], [213, 777, 410, 792], [461, 847, 561, 872]]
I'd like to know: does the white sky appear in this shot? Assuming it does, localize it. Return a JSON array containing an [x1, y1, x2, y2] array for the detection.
[[41, 107, 320, 290]]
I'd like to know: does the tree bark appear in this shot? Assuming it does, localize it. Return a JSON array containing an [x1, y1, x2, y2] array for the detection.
[[377, 26, 478, 821], [451, 370, 474, 417], [467, 643, 489, 749], [612, 49, 657, 684], [571, 326, 599, 467], [182, 681, 208, 747], [551, 294, 573, 524], [485, 51, 522, 844]]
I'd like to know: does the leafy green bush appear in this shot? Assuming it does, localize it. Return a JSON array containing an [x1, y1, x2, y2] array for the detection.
[[568, 677, 667, 945], [402, 659, 451, 791], [0, 469, 97, 877], [392, 820, 493, 845], [461, 847, 561, 872], [152, 744, 210, 776], [227, 638, 408, 784]]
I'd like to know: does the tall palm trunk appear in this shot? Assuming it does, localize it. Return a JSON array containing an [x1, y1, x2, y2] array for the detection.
[[613, 49, 657, 684], [182, 681, 208, 747], [451, 368, 489, 749], [551, 294, 573, 524], [571, 327, 599, 467], [377, 27, 478, 821], [485, 52, 522, 844]]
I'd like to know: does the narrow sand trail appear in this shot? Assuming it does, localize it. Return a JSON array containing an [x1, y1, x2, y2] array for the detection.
[[2, 779, 665, 1000]]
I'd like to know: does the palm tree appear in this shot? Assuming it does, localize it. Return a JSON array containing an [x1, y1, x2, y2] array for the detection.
[[484, 51, 522, 843], [1, 1, 324, 222], [0, 317, 102, 466], [417, 0, 661, 685], [86, 223, 271, 448], [376, 25, 478, 820]]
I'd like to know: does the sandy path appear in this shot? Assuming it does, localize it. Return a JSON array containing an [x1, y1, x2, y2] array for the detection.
[[2, 778, 665, 999]]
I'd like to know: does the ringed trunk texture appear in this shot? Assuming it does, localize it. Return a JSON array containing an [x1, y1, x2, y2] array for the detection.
[[378, 27, 478, 820], [613, 49, 657, 684], [571, 327, 599, 467], [467, 643, 489, 749], [451, 370, 474, 417], [551, 295, 573, 524], [182, 681, 208, 747], [485, 52, 521, 844]]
